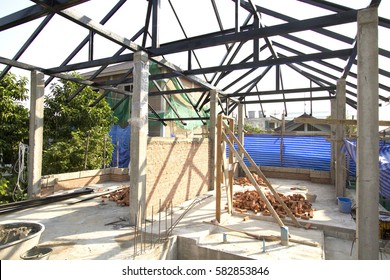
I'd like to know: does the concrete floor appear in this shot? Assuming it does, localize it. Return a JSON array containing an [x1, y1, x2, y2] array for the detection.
[[0, 178, 389, 260]]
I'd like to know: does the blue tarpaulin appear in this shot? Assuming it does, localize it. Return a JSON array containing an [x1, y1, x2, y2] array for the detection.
[[343, 139, 390, 199], [109, 124, 130, 168], [242, 135, 331, 171]]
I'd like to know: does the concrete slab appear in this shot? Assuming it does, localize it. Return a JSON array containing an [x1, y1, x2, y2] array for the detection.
[[0, 178, 388, 260]]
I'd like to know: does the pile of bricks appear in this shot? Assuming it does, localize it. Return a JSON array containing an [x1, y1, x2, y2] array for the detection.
[[107, 188, 129, 206], [232, 190, 314, 220], [234, 173, 266, 186]]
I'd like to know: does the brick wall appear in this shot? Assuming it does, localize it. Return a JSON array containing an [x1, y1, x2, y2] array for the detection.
[[146, 137, 210, 212], [40, 138, 211, 210]]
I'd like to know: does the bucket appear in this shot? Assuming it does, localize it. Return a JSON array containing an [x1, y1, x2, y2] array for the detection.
[[337, 197, 352, 214], [20, 246, 52, 260]]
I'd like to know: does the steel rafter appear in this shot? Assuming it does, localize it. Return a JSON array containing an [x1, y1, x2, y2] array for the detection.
[[0, 0, 389, 122]]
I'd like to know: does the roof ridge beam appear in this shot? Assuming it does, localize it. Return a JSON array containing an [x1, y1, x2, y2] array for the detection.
[[148, 10, 358, 56]]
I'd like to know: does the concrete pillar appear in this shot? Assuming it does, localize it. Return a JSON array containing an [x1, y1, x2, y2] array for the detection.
[[330, 99, 336, 185], [356, 7, 379, 260], [335, 78, 346, 198], [237, 102, 245, 177], [27, 71, 44, 199], [208, 89, 218, 191], [129, 51, 149, 225]]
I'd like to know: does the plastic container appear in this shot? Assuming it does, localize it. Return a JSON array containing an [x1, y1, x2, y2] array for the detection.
[[20, 246, 52, 260], [0, 222, 45, 260], [337, 197, 352, 214]]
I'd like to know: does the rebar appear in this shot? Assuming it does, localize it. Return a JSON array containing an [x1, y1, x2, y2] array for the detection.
[[170, 201, 173, 230], [133, 210, 137, 259], [165, 204, 168, 238], [166, 195, 211, 236], [158, 199, 161, 243], [151, 206, 154, 248]]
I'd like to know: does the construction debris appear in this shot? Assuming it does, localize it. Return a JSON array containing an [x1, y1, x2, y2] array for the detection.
[[107, 187, 129, 206], [232, 190, 315, 220], [234, 173, 266, 187]]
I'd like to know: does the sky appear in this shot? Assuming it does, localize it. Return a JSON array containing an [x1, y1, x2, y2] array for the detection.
[[0, 0, 389, 122]]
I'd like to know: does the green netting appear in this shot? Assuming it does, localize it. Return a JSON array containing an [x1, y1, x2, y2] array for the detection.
[[106, 62, 210, 131], [149, 62, 210, 131], [106, 92, 131, 128]]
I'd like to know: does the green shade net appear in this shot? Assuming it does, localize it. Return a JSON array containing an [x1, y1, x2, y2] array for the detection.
[[106, 62, 210, 131]]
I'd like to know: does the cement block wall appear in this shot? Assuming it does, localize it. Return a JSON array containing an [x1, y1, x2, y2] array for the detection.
[[145, 137, 210, 212]]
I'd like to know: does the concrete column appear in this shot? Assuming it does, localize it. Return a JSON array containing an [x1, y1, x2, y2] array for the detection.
[[208, 89, 218, 191], [129, 51, 149, 225], [237, 102, 245, 177], [335, 78, 346, 198], [356, 7, 379, 260], [27, 71, 44, 199], [330, 99, 336, 184]]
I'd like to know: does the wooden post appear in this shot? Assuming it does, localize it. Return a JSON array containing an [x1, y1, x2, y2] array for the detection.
[[223, 121, 302, 228], [216, 114, 223, 222]]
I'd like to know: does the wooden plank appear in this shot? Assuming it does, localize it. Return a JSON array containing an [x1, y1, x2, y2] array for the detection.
[[216, 115, 223, 222], [228, 118, 234, 214], [222, 141, 232, 214], [293, 117, 390, 126], [222, 131, 285, 228], [223, 122, 302, 228]]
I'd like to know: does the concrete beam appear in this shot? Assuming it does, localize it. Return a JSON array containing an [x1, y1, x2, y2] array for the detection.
[[356, 7, 379, 260], [28, 71, 44, 199], [129, 51, 149, 225]]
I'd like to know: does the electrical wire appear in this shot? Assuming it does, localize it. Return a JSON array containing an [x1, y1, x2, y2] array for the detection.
[[12, 143, 29, 202]]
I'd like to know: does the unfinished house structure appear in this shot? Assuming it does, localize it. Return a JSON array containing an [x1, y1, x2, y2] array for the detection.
[[1, 0, 390, 261]]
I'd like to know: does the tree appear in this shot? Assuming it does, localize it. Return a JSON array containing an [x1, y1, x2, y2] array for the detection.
[[43, 74, 117, 175], [0, 72, 29, 203], [0, 72, 29, 165]]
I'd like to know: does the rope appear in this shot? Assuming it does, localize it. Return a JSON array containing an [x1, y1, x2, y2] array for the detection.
[[12, 143, 28, 201]]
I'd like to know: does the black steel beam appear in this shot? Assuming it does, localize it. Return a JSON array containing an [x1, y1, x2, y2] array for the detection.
[[242, 96, 334, 104], [142, 0, 153, 47], [183, 48, 352, 76], [224, 86, 336, 98], [167, 0, 209, 82], [0, 0, 89, 32], [211, 0, 229, 51], [46, 53, 134, 74], [149, 87, 208, 96], [151, 0, 160, 48], [253, 4, 354, 45], [148, 10, 358, 56], [44, 0, 128, 86], [149, 117, 209, 121], [0, 56, 130, 96], [151, 80, 187, 126], [53, 8, 142, 53], [0, 14, 54, 80]]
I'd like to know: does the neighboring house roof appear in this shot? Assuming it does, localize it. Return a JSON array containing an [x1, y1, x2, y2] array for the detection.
[[82, 62, 135, 79], [274, 113, 330, 133], [269, 115, 281, 122]]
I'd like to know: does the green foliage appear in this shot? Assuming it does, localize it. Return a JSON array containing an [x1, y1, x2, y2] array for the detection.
[[244, 123, 265, 134], [43, 74, 117, 175], [0, 72, 29, 164], [0, 176, 27, 204], [0, 177, 9, 204]]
